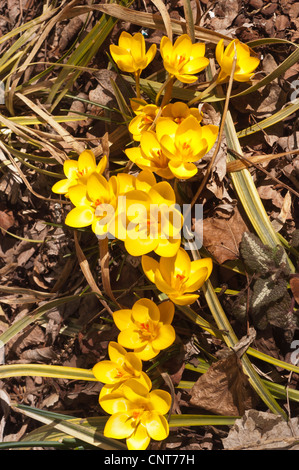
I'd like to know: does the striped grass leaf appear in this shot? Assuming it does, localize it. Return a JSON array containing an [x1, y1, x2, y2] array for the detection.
[[14, 405, 126, 450], [0, 294, 83, 347], [224, 108, 295, 273], [0, 363, 97, 381], [237, 97, 299, 139]]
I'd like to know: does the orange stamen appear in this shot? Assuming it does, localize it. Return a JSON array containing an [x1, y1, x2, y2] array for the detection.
[[176, 273, 185, 282]]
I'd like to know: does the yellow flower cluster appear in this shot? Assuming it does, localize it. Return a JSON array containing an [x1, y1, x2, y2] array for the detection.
[[92, 299, 174, 450], [52, 30, 260, 450]]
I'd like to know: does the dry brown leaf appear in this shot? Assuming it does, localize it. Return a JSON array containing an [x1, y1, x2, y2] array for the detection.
[[189, 352, 258, 416], [0, 210, 15, 233], [290, 275, 299, 305], [222, 410, 299, 450], [202, 208, 249, 264]]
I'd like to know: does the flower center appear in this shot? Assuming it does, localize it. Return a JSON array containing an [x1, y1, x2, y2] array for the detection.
[[77, 168, 87, 177], [173, 271, 186, 291], [138, 320, 158, 341]]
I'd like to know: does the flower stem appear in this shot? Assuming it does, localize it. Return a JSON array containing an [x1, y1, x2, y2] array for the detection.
[[155, 74, 174, 107], [135, 71, 141, 99], [188, 73, 219, 106]]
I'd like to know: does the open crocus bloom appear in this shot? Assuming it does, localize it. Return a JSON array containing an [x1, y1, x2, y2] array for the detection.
[[160, 34, 209, 84], [156, 114, 219, 179], [125, 130, 173, 180], [64, 172, 118, 237], [52, 150, 107, 197], [92, 342, 151, 398], [99, 378, 171, 450], [128, 99, 159, 141], [142, 248, 213, 306], [110, 31, 156, 74], [216, 38, 260, 83], [112, 298, 176, 361], [161, 101, 203, 124], [115, 169, 157, 196], [117, 180, 183, 257]]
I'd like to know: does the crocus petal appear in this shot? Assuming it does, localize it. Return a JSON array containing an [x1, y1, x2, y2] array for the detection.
[[141, 255, 159, 284], [168, 160, 198, 179], [96, 154, 107, 174], [187, 257, 213, 290], [104, 412, 135, 439], [183, 268, 208, 293], [87, 173, 110, 202], [158, 300, 175, 325], [148, 181, 176, 206], [51, 178, 70, 194], [154, 236, 181, 258], [132, 298, 160, 323], [151, 324, 175, 350], [144, 411, 169, 441], [145, 43, 157, 66], [168, 292, 199, 305], [112, 309, 134, 331], [78, 149, 96, 173], [149, 389, 172, 415], [99, 392, 130, 414], [154, 269, 177, 296], [181, 56, 209, 75], [108, 341, 127, 363], [156, 118, 178, 142], [118, 328, 146, 349], [92, 360, 120, 384], [65, 206, 94, 228], [130, 33, 146, 66], [136, 169, 156, 190], [63, 159, 78, 179], [124, 234, 158, 257], [164, 246, 191, 279], [68, 184, 88, 206], [134, 342, 159, 361], [126, 424, 150, 450], [118, 31, 133, 50]]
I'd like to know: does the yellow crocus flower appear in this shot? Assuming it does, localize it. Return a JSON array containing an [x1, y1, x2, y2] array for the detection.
[[99, 378, 171, 450], [142, 247, 213, 306], [160, 34, 209, 84], [161, 101, 202, 124], [64, 173, 118, 237], [128, 101, 159, 141], [110, 31, 156, 74], [112, 298, 176, 361], [156, 114, 219, 180], [125, 130, 173, 180], [118, 180, 183, 257], [51, 150, 107, 197], [92, 342, 152, 398], [216, 38, 260, 83]]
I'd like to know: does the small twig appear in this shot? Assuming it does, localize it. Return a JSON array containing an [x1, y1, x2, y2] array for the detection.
[[188, 48, 238, 213], [227, 148, 299, 199]]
